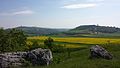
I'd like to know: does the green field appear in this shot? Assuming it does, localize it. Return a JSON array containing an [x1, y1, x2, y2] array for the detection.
[[27, 36, 120, 68]]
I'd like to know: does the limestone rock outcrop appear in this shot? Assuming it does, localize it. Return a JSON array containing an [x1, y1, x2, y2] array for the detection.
[[0, 48, 53, 68], [90, 45, 112, 60]]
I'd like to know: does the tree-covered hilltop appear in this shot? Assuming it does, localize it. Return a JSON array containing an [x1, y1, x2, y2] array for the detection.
[[9, 26, 69, 36], [65, 25, 120, 34]]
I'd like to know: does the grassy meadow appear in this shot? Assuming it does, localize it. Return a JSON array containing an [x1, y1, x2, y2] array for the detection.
[[27, 36, 120, 68]]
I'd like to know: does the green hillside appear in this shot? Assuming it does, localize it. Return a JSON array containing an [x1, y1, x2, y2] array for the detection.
[[6, 25, 120, 37], [8, 26, 69, 36], [61, 25, 120, 37], [70, 25, 120, 34]]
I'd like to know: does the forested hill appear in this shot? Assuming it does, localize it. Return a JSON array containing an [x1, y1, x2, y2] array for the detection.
[[11, 26, 69, 36], [66, 25, 120, 34]]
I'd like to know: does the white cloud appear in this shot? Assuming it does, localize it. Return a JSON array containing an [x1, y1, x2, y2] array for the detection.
[[0, 10, 34, 16], [62, 3, 97, 9], [12, 10, 34, 15]]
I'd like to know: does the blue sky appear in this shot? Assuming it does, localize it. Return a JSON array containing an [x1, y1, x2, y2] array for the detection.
[[0, 0, 120, 28]]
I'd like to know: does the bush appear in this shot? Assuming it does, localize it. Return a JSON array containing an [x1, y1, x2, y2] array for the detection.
[[44, 37, 54, 49], [28, 40, 40, 50], [0, 28, 27, 52]]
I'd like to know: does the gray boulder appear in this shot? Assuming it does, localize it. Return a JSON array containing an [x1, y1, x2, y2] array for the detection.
[[0, 48, 53, 68], [0, 52, 27, 68], [26, 48, 53, 66], [90, 45, 112, 60]]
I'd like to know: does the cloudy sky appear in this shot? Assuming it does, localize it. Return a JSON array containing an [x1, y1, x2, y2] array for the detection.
[[0, 0, 120, 28]]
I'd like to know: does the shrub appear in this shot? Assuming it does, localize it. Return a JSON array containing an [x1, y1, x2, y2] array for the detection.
[[44, 37, 54, 49]]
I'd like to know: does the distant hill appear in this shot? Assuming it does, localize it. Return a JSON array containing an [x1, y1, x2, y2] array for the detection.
[[8, 26, 69, 36], [63, 25, 120, 35], [6, 25, 120, 36]]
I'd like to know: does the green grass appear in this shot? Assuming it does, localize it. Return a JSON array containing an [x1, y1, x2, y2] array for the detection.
[[26, 36, 120, 68], [27, 43, 120, 68], [80, 33, 120, 38]]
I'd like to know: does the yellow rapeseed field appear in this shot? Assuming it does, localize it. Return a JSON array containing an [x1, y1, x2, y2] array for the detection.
[[28, 36, 120, 45]]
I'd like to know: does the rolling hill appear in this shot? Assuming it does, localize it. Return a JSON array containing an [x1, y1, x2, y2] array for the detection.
[[58, 25, 120, 38], [7, 25, 120, 37], [64, 25, 120, 35], [11, 26, 69, 36]]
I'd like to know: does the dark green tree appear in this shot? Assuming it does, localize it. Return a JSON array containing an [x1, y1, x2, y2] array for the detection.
[[7, 28, 27, 51], [0, 28, 27, 52], [0, 28, 8, 52], [44, 37, 54, 49]]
